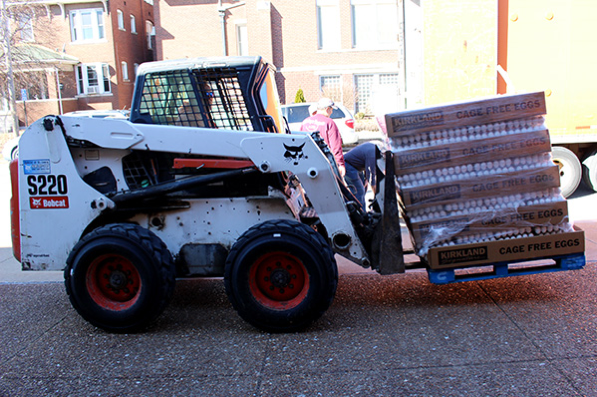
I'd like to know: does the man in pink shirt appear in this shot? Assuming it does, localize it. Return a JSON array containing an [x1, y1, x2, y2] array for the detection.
[[300, 98, 346, 178]]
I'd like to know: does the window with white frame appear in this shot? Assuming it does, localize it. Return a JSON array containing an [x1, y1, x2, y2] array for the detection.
[[117, 10, 125, 30], [320, 75, 342, 103], [18, 15, 34, 42], [351, 0, 399, 49], [70, 9, 105, 42], [76, 63, 111, 95], [146, 20, 155, 49], [236, 23, 248, 56], [317, 0, 341, 50], [130, 14, 137, 34], [121, 62, 129, 81], [354, 73, 400, 114]]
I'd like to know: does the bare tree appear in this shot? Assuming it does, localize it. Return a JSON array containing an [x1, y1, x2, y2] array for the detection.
[[1, 0, 52, 134]]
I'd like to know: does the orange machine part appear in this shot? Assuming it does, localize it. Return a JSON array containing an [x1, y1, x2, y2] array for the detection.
[[9, 159, 20, 263]]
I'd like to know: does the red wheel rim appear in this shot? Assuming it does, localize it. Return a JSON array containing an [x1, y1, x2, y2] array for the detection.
[[248, 251, 309, 310], [86, 254, 142, 311]]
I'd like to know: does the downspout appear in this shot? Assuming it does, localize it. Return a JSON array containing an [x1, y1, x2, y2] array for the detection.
[[217, 1, 246, 56], [55, 66, 63, 115]]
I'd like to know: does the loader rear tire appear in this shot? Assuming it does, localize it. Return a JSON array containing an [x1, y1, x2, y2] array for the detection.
[[552, 146, 581, 197], [582, 149, 597, 192], [224, 219, 338, 333], [65, 224, 176, 333]]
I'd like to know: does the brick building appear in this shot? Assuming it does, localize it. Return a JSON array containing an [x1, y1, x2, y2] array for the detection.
[[153, 0, 405, 115], [3, 0, 155, 128]]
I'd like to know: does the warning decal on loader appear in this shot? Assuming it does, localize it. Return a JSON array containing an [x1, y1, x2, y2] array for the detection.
[[23, 159, 50, 175]]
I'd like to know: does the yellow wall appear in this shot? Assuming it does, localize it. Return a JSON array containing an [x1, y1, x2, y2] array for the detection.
[[505, 0, 597, 137], [423, 0, 497, 105]]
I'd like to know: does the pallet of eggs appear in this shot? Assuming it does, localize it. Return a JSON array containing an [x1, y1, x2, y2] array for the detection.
[[385, 92, 585, 269]]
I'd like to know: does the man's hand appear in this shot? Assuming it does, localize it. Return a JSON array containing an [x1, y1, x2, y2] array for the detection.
[[338, 165, 346, 178]]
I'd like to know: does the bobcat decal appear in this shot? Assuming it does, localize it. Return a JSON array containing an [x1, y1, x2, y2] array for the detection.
[[283, 143, 306, 165]]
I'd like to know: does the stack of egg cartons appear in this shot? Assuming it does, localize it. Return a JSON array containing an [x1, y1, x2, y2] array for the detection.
[[385, 92, 579, 268]]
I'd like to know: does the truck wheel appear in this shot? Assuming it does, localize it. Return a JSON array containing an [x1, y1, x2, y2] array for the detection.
[[64, 224, 176, 333], [582, 149, 597, 192], [224, 219, 338, 332], [552, 146, 581, 197]]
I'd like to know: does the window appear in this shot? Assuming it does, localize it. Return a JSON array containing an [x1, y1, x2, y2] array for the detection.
[[351, 0, 398, 48], [236, 23, 248, 56], [130, 15, 137, 34], [70, 9, 105, 42], [146, 21, 155, 50], [16, 71, 49, 100], [18, 15, 34, 42], [117, 10, 125, 30], [320, 75, 342, 103], [317, 0, 341, 50], [76, 63, 111, 95], [354, 73, 400, 114], [121, 62, 129, 81]]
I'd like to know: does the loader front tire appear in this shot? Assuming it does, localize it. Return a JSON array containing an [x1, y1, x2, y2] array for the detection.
[[225, 220, 338, 333], [65, 224, 176, 333]]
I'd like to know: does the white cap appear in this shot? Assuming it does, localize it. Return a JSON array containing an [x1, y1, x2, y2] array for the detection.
[[317, 97, 337, 110]]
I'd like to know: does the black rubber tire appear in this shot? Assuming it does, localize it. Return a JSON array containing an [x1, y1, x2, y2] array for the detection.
[[552, 146, 582, 197], [224, 219, 338, 333], [582, 149, 597, 192], [64, 224, 176, 333]]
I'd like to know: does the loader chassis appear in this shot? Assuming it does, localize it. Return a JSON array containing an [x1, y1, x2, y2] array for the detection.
[[13, 56, 380, 332]]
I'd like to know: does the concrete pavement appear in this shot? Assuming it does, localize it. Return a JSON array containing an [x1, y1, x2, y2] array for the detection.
[[2, 158, 597, 396]]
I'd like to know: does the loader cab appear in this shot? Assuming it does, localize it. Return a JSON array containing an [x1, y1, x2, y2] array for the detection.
[[129, 56, 285, 134]]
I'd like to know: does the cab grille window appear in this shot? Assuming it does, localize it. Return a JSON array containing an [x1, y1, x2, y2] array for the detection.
[[138, 67, 254, 131]]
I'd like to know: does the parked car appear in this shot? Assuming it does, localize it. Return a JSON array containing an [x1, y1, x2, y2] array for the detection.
[[2, 110, 130, 161], [281, 102, 359, 145], [2, 136, 20, 161]]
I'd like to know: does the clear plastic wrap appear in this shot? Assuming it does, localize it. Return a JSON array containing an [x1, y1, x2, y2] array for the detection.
[[389, 115, 574, 258]]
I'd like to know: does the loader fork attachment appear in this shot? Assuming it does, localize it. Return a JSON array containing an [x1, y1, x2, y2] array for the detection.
[[371, 151, 405, 274]]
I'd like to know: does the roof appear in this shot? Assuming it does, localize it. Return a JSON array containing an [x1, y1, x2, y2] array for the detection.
[[10, 44, 79, 66], [135, 56, 263, 75]]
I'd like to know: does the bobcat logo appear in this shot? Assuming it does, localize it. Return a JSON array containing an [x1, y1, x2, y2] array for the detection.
[[284, 143, 306, 165], [32, 198, 42, 207]]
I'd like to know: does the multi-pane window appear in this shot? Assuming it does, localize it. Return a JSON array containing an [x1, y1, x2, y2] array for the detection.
[[76, 63, 111, 95], [320, 75, 342, 103], [354, 73, 400, 114], [70, 9, 105, 42], [16, 71, 49, 100], [146, 21, 155, 50], [130, 15, 137, 34], [117, 10, 125, 30], [236, 23, 248, 56], [351, 0, 398, 48], [122, 62, 129, 81], [317, 0, 341, 50], [18, 15, 34, 42]]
